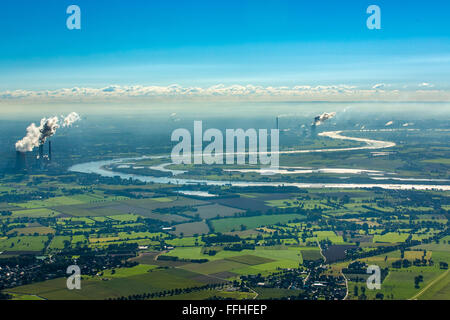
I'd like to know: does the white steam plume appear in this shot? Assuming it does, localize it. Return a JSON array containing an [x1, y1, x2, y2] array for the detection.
[[15, 123, 41, 152], [62, 112, 81, 127], [39, 117, 59, 144], [313, 112, 336, 126], [15, 112, 81, 152]]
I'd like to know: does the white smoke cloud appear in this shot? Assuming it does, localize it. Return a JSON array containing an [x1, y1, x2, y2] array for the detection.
[[39, 117, 59, 145], [62, 112, 81, 127], [15, 113, 81, 152], [15, 123, 41, 152], [313, 112, 336, 126]]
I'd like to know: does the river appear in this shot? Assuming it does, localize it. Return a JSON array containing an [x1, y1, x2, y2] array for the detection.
[[68, 131, 449, 191]]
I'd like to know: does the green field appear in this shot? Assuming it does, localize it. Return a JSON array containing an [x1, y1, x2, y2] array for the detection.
[[7, 268, 209, 300], [0, 235, 48, 252], [211, 214, 305, 233]]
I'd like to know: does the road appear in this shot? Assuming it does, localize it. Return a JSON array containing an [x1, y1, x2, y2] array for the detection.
[[409, 269, 449, 300]]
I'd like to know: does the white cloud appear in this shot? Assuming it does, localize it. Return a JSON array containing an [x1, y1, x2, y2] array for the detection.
[[372, 83, 387, 89], [419, 82, 434, 88], [0, 84, 449, 103]]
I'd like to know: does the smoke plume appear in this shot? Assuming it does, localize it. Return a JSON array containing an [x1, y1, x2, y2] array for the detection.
[[62, 112, 81, 127], [313, 112, 336, 126], [15, 123, 41, 152], [15, 112, 81, 152], [39, 117, 59, 145]]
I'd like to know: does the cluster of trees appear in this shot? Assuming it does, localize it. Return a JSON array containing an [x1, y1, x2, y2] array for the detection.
[[109, 282, 227, 300], [0, 191, 55, 203], [392, 259, 412, 268], [342, 261, 367, 274], [0, 292, 12, 300], [414, 275, 424, 289], [202, 234, 241, 245], [157, 255, 208, 264], [223, 243, 255, 251]]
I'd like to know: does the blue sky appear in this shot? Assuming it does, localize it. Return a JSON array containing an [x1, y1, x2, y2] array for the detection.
[[0, 0, 449, 100]]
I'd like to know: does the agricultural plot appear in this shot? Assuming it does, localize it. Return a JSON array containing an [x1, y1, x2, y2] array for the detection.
[[179, 254, 277, 276], [226, 255, 274, 265], [180, 259, 247, 275], [212, 197, 272, 212], [322, 245, 356, 263], [108, 204, 189, 222], [226, 229, 264, 238], [48, 236, 71, 250], [12, 208, 60, 218], [171, 221, 210, 237], [165, 246, 303, 266], [416, 270, 450, 300], [123, 197, 208, 210], [301, 249, 323, 262], [211, 214, 305, 233], [101, 264, 158, 278], [0, 204, 21, 215], [51, 202, 127, 217], [232, 260, 300, 276], [0, 236, 48, 252], [7, 268, 208, 300], [184, 203, 244, 219], [255, 288, 304, 299], [166, 236, 203, 247], [313, 231, 345, 244], [132, 252, 192, 267], [58, 217, 95, 225], [11, 196, 86, 209], [373, 232, 410, 243], [107, 214, 139, 222], [8, 226, 55, 235], [50, 198, 197, 222], [8, 293, 45, 300], [71, 235, 87, 246], [362, 267, 445, 300]]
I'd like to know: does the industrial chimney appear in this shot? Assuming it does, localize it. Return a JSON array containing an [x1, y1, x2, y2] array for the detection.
[[48, 141, 52, 162], [39, 144, 44, 160]]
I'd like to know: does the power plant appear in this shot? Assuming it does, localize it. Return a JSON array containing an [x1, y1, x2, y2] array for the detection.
[[35, 140, 52, 169], [15, 140, 53, 172], [15, 151, 27, 172], [13, 112, 80, 173]]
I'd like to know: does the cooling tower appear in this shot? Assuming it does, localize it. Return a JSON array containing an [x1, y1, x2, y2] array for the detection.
[[15, 151, 27, 171]]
